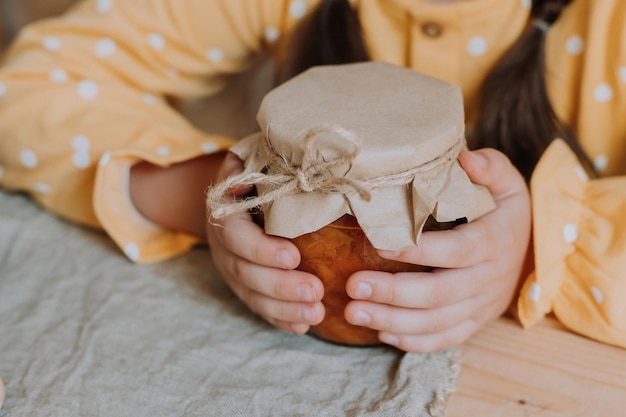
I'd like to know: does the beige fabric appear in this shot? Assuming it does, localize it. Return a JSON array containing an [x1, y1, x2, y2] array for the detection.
[[0, 377, 4, 412], [0, 190, 459, 417]]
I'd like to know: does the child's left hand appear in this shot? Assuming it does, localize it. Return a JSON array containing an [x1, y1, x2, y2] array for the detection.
[[344, 148, 531, 352]]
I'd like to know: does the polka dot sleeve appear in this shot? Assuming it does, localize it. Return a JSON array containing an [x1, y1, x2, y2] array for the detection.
[[518, 140, 626, 349], [0, 0, 318, 262]]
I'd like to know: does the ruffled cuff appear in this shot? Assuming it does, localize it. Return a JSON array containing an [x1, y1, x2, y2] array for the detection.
[[517, 139, 626, 348], [93, 135, 233, 263]]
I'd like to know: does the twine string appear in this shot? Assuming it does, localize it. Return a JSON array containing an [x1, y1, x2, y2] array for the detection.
[[206, 125, 464, 220]]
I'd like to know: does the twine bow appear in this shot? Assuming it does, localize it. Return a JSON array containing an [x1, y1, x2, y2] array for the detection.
[[207, 125, 368, 219], [206, 125, 464, 220]]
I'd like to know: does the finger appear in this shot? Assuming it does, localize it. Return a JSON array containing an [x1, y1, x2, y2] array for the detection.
[[345, 294, 482, 335], [346, 266, 489, 309], [377, 221, 491, 268], [270, 320, 311, 335], [209, 211, 301, 270], [209, 227, 323, 304], [227, 273, 325, 326], [458, 148, 527, 201], [221, 251, 324, 303], [379, 319, 481, 353]]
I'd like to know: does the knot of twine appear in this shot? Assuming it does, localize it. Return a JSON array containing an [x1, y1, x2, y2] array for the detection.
[[207, 125, 464, 220], [282, 126, 369, 197]]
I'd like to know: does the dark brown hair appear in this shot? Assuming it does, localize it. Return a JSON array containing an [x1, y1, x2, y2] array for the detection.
[[277, 0, 594, 181], [276, 0, 369, 83]]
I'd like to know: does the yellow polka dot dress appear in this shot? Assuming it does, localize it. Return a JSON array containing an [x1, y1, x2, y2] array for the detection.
[[0, 0, 625, 348]]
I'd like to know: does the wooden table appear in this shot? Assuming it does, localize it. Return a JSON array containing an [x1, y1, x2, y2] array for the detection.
[[447, 316, 626, 416]]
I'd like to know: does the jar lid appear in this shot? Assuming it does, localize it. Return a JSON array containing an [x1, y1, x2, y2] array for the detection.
[[211, 62, 495, 250]]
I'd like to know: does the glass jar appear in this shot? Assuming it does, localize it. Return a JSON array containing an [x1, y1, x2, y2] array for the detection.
[[208, 62, 494, 346], [291, 214, 430, 346]]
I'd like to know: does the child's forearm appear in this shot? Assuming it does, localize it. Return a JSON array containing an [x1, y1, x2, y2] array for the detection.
[[129, 152, 227, 240]]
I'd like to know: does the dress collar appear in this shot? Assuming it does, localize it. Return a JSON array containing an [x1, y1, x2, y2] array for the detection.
[[383, 0, 530, 29]]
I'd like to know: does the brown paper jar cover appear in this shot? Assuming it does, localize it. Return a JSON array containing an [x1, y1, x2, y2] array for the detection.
[[211, 62, 495, 345]]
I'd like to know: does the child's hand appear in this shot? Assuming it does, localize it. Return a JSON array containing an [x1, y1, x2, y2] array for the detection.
[[206, 153, 326, 334], [344, 148, 531, 352]]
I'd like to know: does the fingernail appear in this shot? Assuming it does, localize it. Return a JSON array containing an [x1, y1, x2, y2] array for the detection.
[[468, 150, 487, 169], [275, 248, 295, 269], [378, 250, 402, 259], [352, 310, 371, 325], [298, 307, 316, 324], [297, 284, 315, 303], [355, 282, 373, 299], [289, 323, 309, 334], [380, 334, 399, 346]]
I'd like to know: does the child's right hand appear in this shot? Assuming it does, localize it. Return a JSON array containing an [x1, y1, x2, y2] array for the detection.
[[206, 153, 326, 334]]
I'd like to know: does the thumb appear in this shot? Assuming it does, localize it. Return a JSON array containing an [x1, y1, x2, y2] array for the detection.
[[458, 148, 527, 200], [218, 151, 244, 178]]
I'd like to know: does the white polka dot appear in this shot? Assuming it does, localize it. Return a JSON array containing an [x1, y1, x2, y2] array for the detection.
[[201, 142, 219, 154], [43, 36, 62, 51], [33, 183, 51, 194], [147, 33, 166, 51], [0, 165, 4, 180], [72, 151, 91, 169], [0, 82, 6, 96], [563, 223, 578, 243], [94, 38, 117, 58], [124, 243, 140, 261], [619, 67, 626, 83], [77, 80, 100, 100], [264, 27, 280, 43], [590, 286, 604, 305], [520, 0, 531, 8], [99, 151, 111, 166], [206, 48, 224, 63], [72, 135, 91, 151], [50, 68, 69, 83], [575, 165, 588, 182], [467, 36, 488, 56], [96, 0, 113, 13], [529, 282, 541, 303], [156, 146, 171, 157], [594, 154, 608, 172], [289, 0, 308, 18], [593, 83, 613, 102], [20, 149, 38, 169], [142, 93, 157, 105], [565, 35, 584, 55]]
